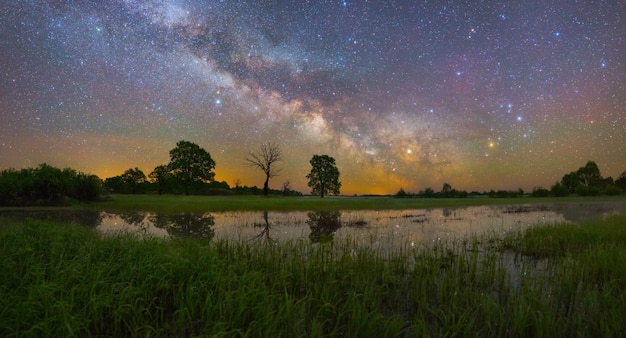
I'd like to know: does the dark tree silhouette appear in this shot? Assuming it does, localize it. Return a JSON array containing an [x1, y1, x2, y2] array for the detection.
[[306, 154, 341, 198], [168, 140, 216, 195], [121, 167, 146, 194], [149, 165, 171, 195], [616, 170, 626, 191], [244, 142, 283, 197]]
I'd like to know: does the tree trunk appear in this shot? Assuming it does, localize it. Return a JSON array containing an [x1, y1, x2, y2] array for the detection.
[[263, 175, 269, 197]]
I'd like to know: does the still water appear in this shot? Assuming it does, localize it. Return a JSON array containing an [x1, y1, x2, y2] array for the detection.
[[1, 201, 624, 250]]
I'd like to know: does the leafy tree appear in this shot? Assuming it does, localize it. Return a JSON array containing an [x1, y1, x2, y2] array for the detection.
[[306, 155, 341, 198], [149, 165, 171, 195], [576, 161, 602, 188], [121, 167, 146, 194], [441, 182, 453, 198], [561, 171, 578, 194], [244, 142, 283, 197], [561, 161, 604, 195], [532, 186, 551, 197], [550, 182, 569, 197], [168, 140, 216, 195], [395, 187, 408, 198], [0, 164, 101, 206], [615, 170, 626, 191], [421, 187, 435, 198]]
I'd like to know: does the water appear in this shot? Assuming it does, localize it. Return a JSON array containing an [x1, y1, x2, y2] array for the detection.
[[2, 201, 624, 251]]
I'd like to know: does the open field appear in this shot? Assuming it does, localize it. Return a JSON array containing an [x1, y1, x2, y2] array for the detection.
[[1, 215, 625, 336], [91, 194, 626, 212]]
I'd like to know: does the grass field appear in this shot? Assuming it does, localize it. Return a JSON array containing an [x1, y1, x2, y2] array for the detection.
[[1, 214, 625, 336], [91, 194, 626, 212]]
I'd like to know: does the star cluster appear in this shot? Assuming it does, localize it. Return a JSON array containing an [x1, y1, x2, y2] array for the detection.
[[1, 0, 624, 194]]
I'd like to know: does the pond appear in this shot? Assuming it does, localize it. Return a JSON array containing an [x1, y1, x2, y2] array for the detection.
[[1, 201, 624, 251]]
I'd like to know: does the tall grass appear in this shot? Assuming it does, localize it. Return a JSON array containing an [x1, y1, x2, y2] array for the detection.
[[1, 215, 625, 336]]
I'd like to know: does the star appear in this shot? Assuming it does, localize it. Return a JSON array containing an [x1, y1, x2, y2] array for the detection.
[[0, 0, 623, 194]]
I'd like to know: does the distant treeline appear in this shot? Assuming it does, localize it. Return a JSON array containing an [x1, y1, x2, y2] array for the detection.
[[396, 161, 626, 198], [1, 156, 625, 207], [0, 164, 102, 206], [0, 162, 301, 207]]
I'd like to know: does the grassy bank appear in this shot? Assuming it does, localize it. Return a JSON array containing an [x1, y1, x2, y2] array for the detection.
[[1, 215, 625, 336], [92, 194, 626, 212]]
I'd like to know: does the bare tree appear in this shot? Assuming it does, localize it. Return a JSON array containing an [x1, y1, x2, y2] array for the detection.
[[244, 142, 283, 197], [282, 180, 291, 196]]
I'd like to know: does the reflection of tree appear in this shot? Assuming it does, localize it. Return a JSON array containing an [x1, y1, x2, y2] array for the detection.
[[119, 211, 147, 226], [150, 212, 215, 239], [70, 210, 103, 227], [252, 210, 274, 245], [307, 211, 342, 243], [118, 211, 149, 233]]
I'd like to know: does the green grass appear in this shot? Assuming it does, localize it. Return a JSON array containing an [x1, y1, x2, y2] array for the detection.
[[91, 194, 626, 212], [1, 215, 625, 336]]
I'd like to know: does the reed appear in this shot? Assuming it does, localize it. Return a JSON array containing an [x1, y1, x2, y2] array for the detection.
[[1, 215, 625, 336]]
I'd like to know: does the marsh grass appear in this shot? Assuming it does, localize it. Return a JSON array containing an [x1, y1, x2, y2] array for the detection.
[[1, 215, 625, 336]]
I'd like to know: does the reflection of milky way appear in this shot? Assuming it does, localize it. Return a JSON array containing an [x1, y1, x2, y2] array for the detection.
[[1, 1, 625, 194]]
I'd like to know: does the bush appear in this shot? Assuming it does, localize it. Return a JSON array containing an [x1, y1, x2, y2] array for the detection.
[[0, 164, 102, 206]]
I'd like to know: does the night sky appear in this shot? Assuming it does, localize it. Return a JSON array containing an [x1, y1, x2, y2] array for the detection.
[[1, 1, 625, 195]]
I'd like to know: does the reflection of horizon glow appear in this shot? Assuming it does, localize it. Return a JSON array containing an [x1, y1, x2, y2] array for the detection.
[[86, 202, 626, 251], [1, 1, 624, 194]]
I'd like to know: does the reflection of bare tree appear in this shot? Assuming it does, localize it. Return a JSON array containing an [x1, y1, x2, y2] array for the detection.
[[251, 210, 274, 245], [150, 212, 215, 239], [307, 211, 342, 243]]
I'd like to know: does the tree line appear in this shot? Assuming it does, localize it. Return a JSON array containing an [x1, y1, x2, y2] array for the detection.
[[396, 161, 626, 198], [0, 163, 102, 206], [2, 139, 624, 206], [0, 140, 342, 206], [104, 141, 341, 198]]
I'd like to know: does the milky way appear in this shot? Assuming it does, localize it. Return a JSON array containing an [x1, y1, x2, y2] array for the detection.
[[1, 1, 625, 194]]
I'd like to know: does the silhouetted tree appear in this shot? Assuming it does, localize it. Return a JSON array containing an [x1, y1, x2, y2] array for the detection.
[[168, 140, 216, 195], [532, 186, 551, 197], [577, 161, 602, 188], [244, 142, 283, 197], [550, 182, 569, 197], [0, 164, 101, 206], [121, 167, 146, 194], [421, 187, 435, 198], [395, 187, 408, 198], [306, 155, 341, 198], [441, 182, 453, 198], [615, 170, 626, 191], [149, 165, 171, 195], [561, 160, 604, 195], [282, 180, 291, 196]]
